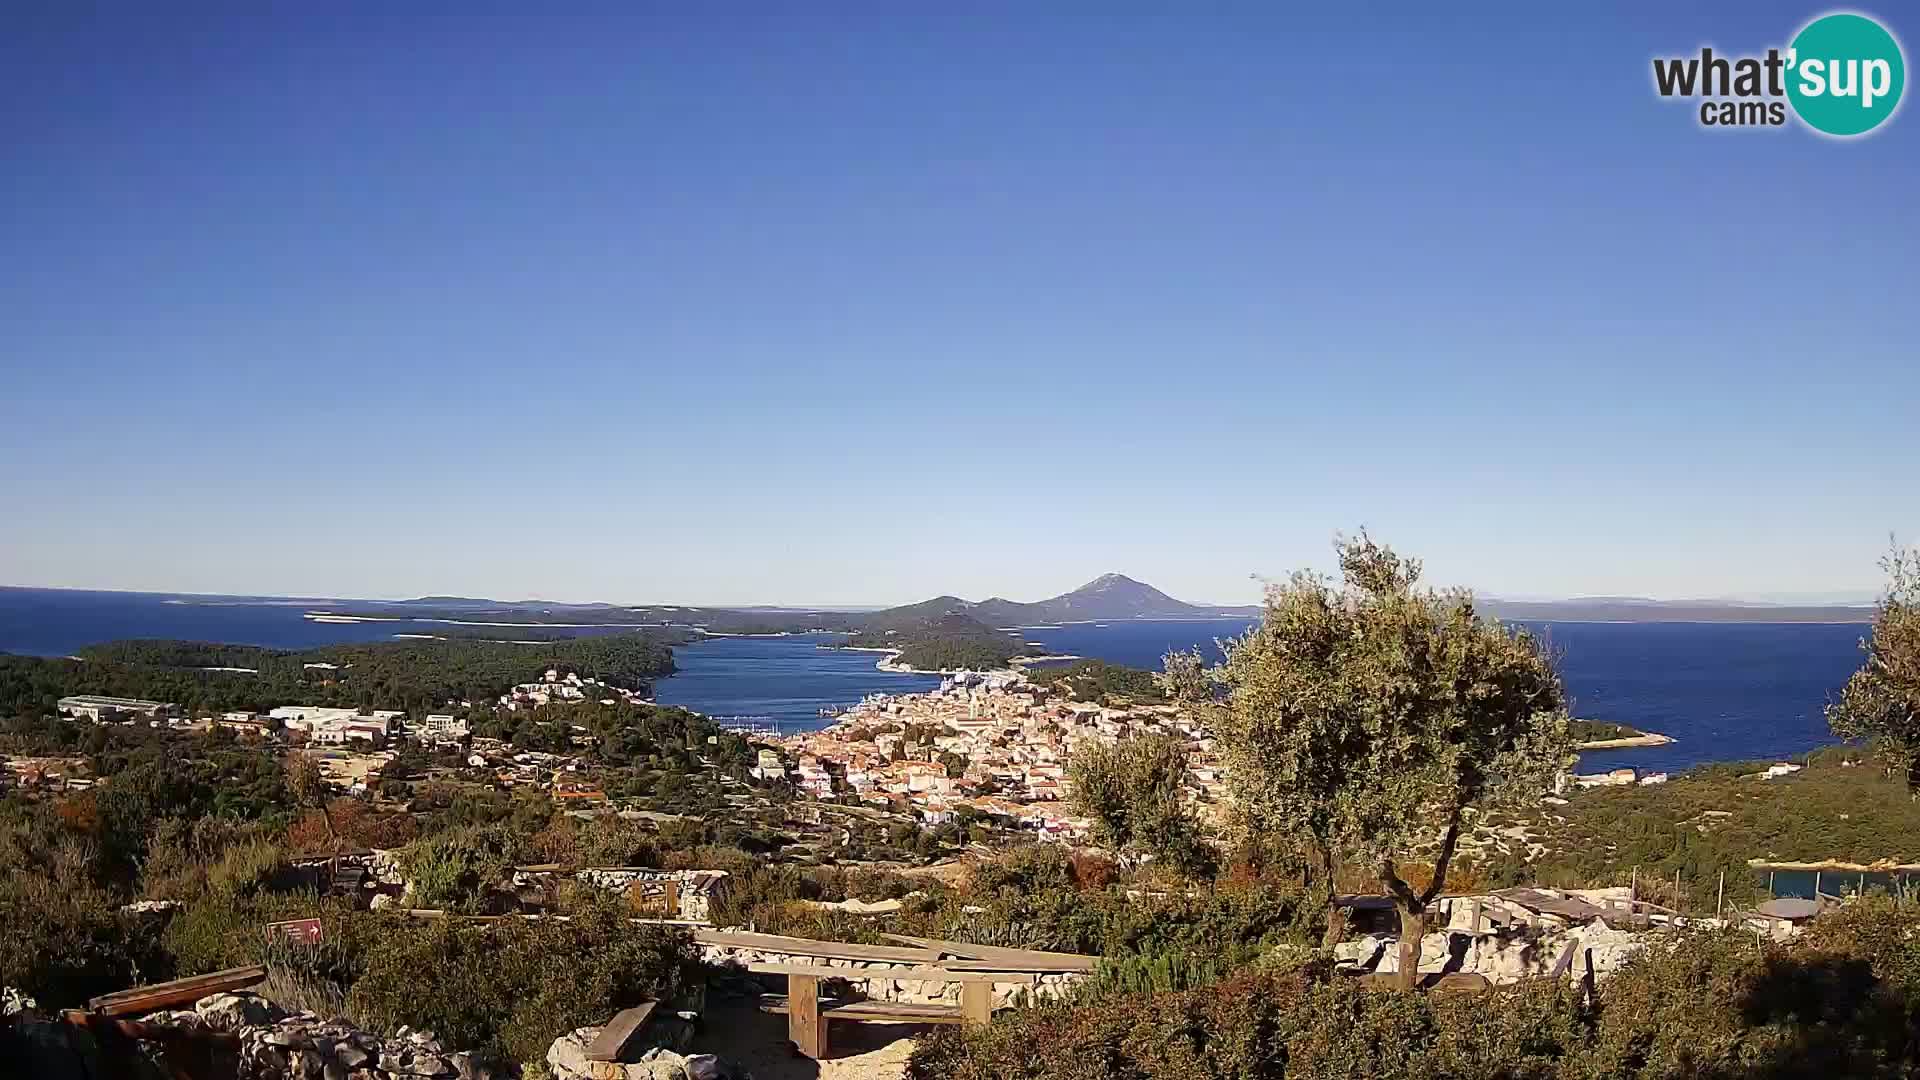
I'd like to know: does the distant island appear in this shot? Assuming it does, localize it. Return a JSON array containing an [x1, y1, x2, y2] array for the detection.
[[1483, 597, 1873, 624], [291, 573, 1874, 678], [1570, 718, 1676, 750]]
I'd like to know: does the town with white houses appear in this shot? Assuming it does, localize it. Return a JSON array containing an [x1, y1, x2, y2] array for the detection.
[[38, 669, 664, 802], [764, 669, 1226, 842]]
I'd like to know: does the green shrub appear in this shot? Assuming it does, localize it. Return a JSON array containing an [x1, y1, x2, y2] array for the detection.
[[0, 853, 147, 1007], [346, 900, 701, 1065], [1071, 949, 1239, 1001], [572, 815, 659, 869], [159, 890, 338, 978], [1581, 923, 1910, 1078], [913, 911, 1920, 1080], [401, 824, 527, 912], [911, 970, 1586, 1080]]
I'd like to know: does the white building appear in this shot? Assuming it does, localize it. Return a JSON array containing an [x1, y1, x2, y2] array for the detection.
[[58, 696, 174, 722], [418, 714, 470, 746], [271, 707, 403, 743]]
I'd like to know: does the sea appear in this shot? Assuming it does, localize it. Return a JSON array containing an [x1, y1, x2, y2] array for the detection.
[[0, 588, 1869, 774]]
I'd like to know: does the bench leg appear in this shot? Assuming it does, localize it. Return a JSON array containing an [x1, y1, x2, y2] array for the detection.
[[789, 974, 829, 1058], [961, 982, 993, 1025]]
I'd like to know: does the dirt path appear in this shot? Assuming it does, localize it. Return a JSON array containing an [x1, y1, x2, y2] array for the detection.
[[693, 1003, 926, 1080]]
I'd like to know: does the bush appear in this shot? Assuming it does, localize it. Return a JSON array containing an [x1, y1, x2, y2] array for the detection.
[[913, 906, 1920, 1079], [0, 844, 147, 1007], [346, 900, 701, 1065], [572, 815, 660, 869], [910, 969, 1586, 1080], [159, 890, 334, 978], [401, 824, 527, 912], [1581, 921, 1911, 1078]]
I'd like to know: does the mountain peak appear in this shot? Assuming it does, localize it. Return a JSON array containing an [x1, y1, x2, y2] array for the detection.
[[1047, 573, 1186, 614], [880, 573, 1258, 628]]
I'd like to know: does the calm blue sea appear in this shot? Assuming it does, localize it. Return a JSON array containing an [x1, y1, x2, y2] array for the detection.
[[1009, 617, 1867, 773], [0, 589, 1869, 772], [649, 636, 942, 728]]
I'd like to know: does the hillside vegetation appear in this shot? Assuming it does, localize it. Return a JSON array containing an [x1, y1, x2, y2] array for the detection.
[[0, 632, 681, 716]]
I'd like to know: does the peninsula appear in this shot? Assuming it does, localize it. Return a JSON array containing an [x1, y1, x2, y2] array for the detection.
[[1571, 719, 1675, 750]]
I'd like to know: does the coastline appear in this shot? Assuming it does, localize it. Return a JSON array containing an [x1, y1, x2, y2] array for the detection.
[[1577, 732, 1676, 750], [872, 651, 1084, 676]]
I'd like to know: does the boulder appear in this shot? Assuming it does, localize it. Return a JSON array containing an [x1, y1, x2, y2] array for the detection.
[[631, 1049, 745, 1080], [196, 992, 285, 1031], [3, 985, 42, 1018], [545, 1028, 749, 1080], [545, 1026, 599, 1080]]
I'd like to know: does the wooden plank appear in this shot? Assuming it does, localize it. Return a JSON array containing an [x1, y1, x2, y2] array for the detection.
[[943, 959, 1090, 974], [1430, 973, 1491, 994], [694, 929, 939, 965], [743, 962, 1008, 984], [87, 965, 267, 1018], [758, 995, 968, 1024], [1491, 888, 1607, 922], [1549, 940, 1579, 979], [789, 974, 827, 1058], [880, 933, 991, 959], [585, 1002, 658, 1062], [878, 934, 1098, 971], [960, 981, 993, 1024]]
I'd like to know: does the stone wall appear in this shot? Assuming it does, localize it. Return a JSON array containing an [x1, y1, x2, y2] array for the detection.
[[166, 992, 504, 1079], [699, 944, 1082, 1008], [1335, 922, 1656, 983], [1, 989, 508, 1080]]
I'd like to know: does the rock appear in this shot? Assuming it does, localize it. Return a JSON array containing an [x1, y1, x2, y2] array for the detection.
[[248, 1043, 290, 1074], [642, 1050, 749, 1080], [1333, 933, 1393, 971], [635, 1048, 700, 1079], [285, 1048, 327, 1079], [450, 1053, 500, 1080], [392, 1050, 456, 1077], [195, 991, 284, 1031], [4, 985, 43, 1018], [545, 1026, 599, 1080]]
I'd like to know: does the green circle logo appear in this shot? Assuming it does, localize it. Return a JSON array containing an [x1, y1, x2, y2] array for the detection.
[[1787, 13, 1906, 136]]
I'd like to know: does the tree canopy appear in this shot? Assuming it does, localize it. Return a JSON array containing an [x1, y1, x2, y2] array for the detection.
[[1214, 534, 1572, 985], [1828, 544, 1920, 787], [1069, 733, 1213, 876]]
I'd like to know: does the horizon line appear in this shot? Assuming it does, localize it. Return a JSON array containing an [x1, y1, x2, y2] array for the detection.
[[0, 580, 1882, 611]]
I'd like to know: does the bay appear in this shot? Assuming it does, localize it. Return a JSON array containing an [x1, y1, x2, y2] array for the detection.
[[0, 588, 1871, 773]]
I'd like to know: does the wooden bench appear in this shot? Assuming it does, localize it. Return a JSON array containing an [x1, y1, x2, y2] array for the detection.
[[80, 965, 267, 1019], [745, 962, 995, 1058]]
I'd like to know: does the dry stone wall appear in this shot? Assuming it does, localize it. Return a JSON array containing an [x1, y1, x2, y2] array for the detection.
[[698, 943, 1082, 1007]]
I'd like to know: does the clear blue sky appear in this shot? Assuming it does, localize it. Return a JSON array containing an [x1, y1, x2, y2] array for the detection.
[[3, 6, 1915, 606]]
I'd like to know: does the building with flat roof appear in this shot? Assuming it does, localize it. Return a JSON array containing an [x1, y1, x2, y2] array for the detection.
[[57, 695, 175, 722], [418, 714, 470, 746]]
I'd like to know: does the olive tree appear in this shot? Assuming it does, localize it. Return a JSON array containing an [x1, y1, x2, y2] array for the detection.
[[1215, 534, 1572, 987], [1069, 733, 1214, 877], [1155, 647, 1217, 705], [1829, 544, 1920, 788]]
